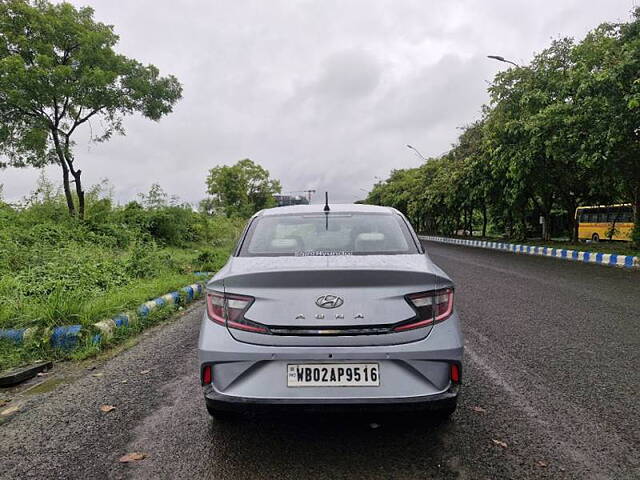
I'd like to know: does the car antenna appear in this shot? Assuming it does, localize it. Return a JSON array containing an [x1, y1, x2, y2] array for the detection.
[[324, 192, 330, 230]]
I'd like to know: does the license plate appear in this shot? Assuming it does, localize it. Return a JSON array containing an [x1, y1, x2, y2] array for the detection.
[[287, 363, 380, 387]]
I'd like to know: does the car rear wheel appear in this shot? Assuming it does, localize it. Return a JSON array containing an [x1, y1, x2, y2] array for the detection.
[[592, 233, 600, 242], [433, 397, 458, 421], [206, 404, 240, 422]]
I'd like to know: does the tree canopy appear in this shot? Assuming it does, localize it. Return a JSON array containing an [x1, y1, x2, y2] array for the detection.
[[205, 158, 281, 217], [0, 0, 182, 218], [366, 9, 640, 246]]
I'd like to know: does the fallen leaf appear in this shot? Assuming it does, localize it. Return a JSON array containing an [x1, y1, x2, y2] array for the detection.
[[536, 461, 548, 468], [91, 373, 104, 378], [1, 405, 19, 416], [492, 439, 508, 449], [140, 369, 151, 375], [99, 405, 116, 413], [121, 379, 128, 384], [119, 452, 147, 463], [471, 406, 487, 414], [37, 372, 48, 377]]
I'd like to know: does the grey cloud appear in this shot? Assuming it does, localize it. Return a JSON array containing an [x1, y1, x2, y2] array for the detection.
[[371, 54, 492, 135], [0, 0, 635, 206], [295, 49, 382, 102]]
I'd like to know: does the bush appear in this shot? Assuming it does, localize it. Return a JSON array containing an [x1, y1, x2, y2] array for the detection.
[[0, 182, 244, 329], [195, 248, 231, 271], [146, 206, 196, 246], [124, 241, 166, 279], [0, 179, 249, 373]]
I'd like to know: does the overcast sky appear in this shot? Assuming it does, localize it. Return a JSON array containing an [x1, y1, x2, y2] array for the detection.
[[0, 0, 636, 205]]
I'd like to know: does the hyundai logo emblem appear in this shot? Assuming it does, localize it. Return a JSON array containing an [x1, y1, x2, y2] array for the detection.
[[315, 294, 344, 309]]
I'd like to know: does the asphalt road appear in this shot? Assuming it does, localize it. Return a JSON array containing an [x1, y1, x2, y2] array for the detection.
[[1, 241, 638, 480]]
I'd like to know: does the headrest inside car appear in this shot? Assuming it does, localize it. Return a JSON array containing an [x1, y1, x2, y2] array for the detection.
[[356, 233, 384, 242], [270, 238, 298, 249], [355, 232, 385, 251]]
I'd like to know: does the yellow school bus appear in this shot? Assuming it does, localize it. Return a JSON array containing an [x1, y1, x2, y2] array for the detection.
[[576, 204, 634, 242]]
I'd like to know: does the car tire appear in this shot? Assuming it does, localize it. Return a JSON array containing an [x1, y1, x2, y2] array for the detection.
[[432, 397, 457, 422], [592, 233, 600, 243], [206, 404, 240, 422]]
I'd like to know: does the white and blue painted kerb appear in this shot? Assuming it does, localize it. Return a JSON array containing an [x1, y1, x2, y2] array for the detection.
[[420, 236, 639, 270], [0, 283, 204, 350]]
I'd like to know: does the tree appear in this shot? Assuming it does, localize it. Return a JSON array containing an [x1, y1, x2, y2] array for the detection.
[[523, 38, 606, 241], [366, 168, 419, 216], [206, 159, 281, 217], [198, 197, 217, 216], [484, 71, 537, 240], [367, 11, 640, 246], [449, 121, 488, 236], [410, 159, 448, 234], [571, 9, 640, 246], [138, 183, 168, 210], [0, 0, 182, 219]]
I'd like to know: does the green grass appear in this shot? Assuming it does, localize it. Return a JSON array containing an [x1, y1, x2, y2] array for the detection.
[[2, 270, 200, 329], [0, 202, 244, 371], [0, 240, 229, 330], [0, 296, 196, 372], [0, 241, 229, 373], [0, 241, 226, 372], [0, 339, 53, 373], [0, 180, 246, 374]]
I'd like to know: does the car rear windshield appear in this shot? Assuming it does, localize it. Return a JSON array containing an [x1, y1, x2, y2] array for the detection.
[[238, 212, 420, 257]]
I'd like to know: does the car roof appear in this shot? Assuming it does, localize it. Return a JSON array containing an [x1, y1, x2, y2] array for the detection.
[[256, 203, 398, 217]]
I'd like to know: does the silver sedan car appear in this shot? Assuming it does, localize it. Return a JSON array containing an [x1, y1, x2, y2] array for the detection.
[[198, 203, 463, 419]]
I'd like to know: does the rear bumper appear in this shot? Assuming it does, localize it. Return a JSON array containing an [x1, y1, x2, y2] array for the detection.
[[205, 384, 459, 413], [198, 309, 464, 407]]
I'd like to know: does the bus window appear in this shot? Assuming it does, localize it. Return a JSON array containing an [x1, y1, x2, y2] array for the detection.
[[576, 204, 633, 242], [620, 208, 633, 223]]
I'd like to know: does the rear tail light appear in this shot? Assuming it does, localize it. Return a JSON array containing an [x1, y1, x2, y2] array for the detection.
[[201, 365, 212, 385], [393, 287, 454, 332], [206, 291, 268, 333], [450, 363, 460, 383]]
